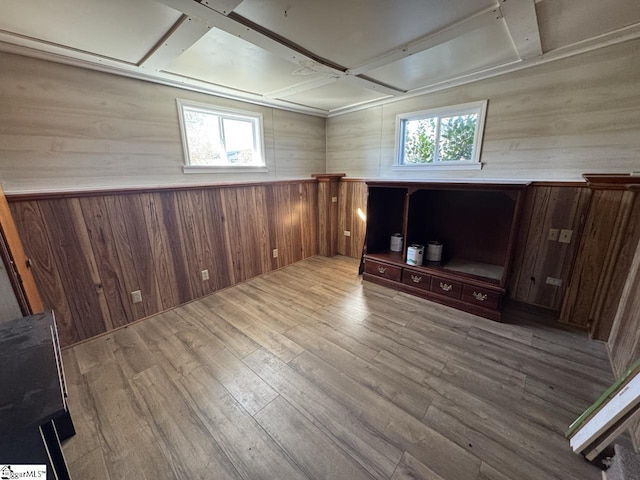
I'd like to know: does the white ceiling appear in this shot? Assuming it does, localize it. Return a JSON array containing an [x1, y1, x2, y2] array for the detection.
[[0, 0, 639, 117]]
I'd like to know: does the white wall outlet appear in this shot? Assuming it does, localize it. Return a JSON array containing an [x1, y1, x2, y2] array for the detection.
[[559, 229, 573, 244], [344, 230, 351, 237], [131, 290, 142, 304], [331, 196, 338, 203], [546, 277, 563, 286], [273, 248, 278, 258], [201, 269, 209, 281], [548, 228, 559, 241]]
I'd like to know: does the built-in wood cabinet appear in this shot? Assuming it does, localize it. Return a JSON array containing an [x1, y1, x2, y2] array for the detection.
[[362, 181, 527, 320]]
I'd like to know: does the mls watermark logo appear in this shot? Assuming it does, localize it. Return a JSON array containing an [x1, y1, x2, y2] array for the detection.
[[0, 464, 47, 479]]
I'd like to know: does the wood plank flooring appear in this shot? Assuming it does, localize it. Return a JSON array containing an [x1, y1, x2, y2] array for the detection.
[[62, 255, 612, 480]]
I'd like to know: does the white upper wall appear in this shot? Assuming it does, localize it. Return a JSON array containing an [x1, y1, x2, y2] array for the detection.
[[327, 38, 640, 181], [0, 51, 326, 194]]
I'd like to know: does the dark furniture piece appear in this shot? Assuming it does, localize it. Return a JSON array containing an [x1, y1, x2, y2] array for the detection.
[[362, 181, 528, 320], [0, 312, 75, 480]]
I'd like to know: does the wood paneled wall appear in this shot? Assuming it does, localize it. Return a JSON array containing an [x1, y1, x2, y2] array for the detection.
[[337, 180, 368, 259], [327, 38, 640, 180], [8, 181, 318, 347], [509, 185, 590, 310], [607, 232, 640, 447], [0, 52, 326, 194]]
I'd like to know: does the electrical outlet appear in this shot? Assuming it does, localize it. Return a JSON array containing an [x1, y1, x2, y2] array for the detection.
[[201, 269, 209, 281], [273, 249, 278, 258], [344, 230, 351, 237], [131, 290, 142, 304], [331, 196, 338, 203], [546, 277, 562, 286], [559, 229, 573, 244], [548, 228, 559, 241]]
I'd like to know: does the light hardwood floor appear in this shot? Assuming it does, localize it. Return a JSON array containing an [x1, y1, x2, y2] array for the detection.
[[61, 255, 612, 480]]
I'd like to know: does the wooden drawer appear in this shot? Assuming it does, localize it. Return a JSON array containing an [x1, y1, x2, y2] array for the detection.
[[365, 259, 402, 282], [402, 269, 430, 290], [462, 285, 501, 309], [430, 276, 463, 299]]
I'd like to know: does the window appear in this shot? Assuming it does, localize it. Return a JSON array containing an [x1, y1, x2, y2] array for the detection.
[[395, 100, 487, 170], [177, 99, 266, 173]]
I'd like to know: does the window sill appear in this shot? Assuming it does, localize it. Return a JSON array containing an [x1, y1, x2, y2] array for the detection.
[[392, 162, 482, 172], [183, 165, 269, 174]]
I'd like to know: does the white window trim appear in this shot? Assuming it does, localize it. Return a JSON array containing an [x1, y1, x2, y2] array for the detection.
[[393, 100, 488, 171], [176, 98, 267, 173]]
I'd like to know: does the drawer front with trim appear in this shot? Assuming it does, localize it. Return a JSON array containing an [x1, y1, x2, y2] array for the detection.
[[430, 276, 463, 298], [365, 260, 402, 282], [462, 285, 501, 309], [402, 270, 430, 290]]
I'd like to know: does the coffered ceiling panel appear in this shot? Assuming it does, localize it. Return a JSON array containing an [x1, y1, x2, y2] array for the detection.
[[0, 0, 181, 64], [536, 0, 640, 52], [366, 21, 519, 92], [233, 0, 498, 67], [281, 80, 389, 111], [164, 27, 324, 95]]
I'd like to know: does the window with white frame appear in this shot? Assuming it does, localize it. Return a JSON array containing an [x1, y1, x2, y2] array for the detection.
[[395, 100, 487, 169], [177, 99, 266, 172]]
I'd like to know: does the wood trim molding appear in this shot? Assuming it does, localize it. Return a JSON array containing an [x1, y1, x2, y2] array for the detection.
[[311, 173, 346, 183], [5, 178, 318, 202], [582, 174, 640, 190]]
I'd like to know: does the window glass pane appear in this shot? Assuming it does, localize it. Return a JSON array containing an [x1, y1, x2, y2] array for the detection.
[[183, 109, 225, 165], [402, 117, 437, 164], [437, 113, 478, 161], [222, 118, 256, 164]]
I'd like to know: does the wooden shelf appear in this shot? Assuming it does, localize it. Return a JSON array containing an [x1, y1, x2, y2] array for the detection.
[[363, 181, 526, 321]]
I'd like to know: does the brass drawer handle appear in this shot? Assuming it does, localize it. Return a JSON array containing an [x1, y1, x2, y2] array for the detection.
[[439, 282, 453, 292], [377, 266, 387, 274], [411, 275, 422, 283], [473, 291, 488, 302]]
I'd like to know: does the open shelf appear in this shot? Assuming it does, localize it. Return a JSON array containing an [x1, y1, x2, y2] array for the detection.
[[363, 181, 527, 321]]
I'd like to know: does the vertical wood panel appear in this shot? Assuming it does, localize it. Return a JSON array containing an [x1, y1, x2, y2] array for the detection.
[[9, 201, 76, 344], [0, 185, 43, 313], [560, 190, 625, 328], [203, 188, 234, 289], [316, 176, 342, 257], [176, 190, 208, 299], [301, 182, 319, 258], [116, 194, 163, 317], [39, 199, 110, 339], [607, 235, 640, 446], [157, 192, 193, 303], [79, 196, 132, 328], [594, 193, 640, 340], [336, 180, 368, 259], [102, 196, 147, 321], [508, 186, 590, 310], [141, 193, 180, 310]]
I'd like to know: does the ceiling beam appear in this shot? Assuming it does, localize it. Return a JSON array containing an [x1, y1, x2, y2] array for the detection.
[[198, 0, 244, 16], [139, 15, 211, 71], [155, 0, 343, 76], [155, 0, 406, 96], [346, 6, 504, 76], [500, 0, 543, 60]]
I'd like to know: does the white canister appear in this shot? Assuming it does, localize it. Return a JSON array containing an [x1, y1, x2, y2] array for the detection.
[[426, 241, 443, 262], [390, 233, 403, 252], [406, 244, 424, 266]]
